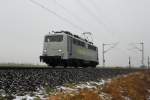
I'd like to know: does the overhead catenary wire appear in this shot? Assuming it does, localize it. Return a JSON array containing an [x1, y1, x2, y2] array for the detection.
[[85, 0, 122, 46], [89, 0, 99, 10], [29, 0, 85, 31], [76, 0, 101, 24], [87, 0, 102, 17], [52, 0, 117, 39], [128, 45, 139, 54], [86, 0, 114, 32], [49, 0, 90, 31], [75, 0, 113, 34], [104, 42, 119, 53]]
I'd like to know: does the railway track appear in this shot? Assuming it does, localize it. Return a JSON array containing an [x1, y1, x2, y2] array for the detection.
[[0, 66, 145, 95]]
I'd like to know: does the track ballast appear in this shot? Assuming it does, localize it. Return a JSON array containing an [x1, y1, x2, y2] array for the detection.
[[0, 66, 144, 95]]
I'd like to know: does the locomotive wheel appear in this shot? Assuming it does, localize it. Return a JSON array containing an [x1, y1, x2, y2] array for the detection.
[[64, 65, 67, 68], [52, 65, 56, 68], [63, 61, 68, 68], [83, 66, 88, 68], [91, 65, 96, 68], [51, 63, 56, 68], [74, 64, 78, 68]]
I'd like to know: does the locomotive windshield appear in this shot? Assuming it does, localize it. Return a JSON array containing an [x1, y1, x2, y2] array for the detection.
[[45, 35, 63, 42], [88, 44, 97, 51]]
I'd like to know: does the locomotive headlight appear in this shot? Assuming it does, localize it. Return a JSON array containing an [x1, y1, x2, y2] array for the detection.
[[57, 49, 64, 57], [43, 49, 47, 53], [58, 49, 62, 52]]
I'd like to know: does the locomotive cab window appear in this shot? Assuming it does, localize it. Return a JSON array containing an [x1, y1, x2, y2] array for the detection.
[[73, 39, 85, 47], [45, 35, 63, 42], [88, 44, 97, 51]]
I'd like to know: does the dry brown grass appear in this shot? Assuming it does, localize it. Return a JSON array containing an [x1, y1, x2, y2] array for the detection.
[[49, 88, 101, 100], [103, 71, 150, 100], [48, 71, 150, 100]]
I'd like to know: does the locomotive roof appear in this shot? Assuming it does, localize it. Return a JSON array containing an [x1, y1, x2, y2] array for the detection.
[[46, 31, 94, 45]]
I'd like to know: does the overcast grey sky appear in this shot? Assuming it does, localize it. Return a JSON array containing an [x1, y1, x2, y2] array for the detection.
[[0, 0, 150, 66]]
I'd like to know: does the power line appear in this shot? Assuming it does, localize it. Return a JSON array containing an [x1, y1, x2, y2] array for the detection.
[[53, 0, 83, 21], [29, 0, 85, 31], [87, 0, 101, 16], [89, 0, 118, 36], [75, 0, 113, 34], [49, 0, 89, 31], [76, 0, 101, 24]]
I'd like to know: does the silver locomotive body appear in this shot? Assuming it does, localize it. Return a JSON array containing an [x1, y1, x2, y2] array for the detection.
[[40, 31, 99, 68]]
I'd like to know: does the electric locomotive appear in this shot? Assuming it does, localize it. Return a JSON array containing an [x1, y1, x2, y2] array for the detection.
[[40, 31, 99, 68]]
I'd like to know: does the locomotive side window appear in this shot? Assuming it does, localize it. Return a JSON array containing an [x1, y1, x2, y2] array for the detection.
[[73, 39, 85, 47], [45, 35, 63, 42], [88, 44, 96, 51]]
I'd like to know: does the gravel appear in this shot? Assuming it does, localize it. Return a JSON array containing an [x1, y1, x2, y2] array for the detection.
[[0, 67, 140, 95]]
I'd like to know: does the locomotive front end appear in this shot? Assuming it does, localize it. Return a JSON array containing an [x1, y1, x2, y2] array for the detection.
[[40, 33, 67, 67]]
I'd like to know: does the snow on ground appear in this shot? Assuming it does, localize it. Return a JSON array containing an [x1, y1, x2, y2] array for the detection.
[[99, 92, 112, 100], [55, 79, 108, 94], [14, 95, 35, 100], [147, 89, 150, 100], [12, 87, 48, 100], [0, 89, 6, 97], [11, 79, 109, 100], [122, 96, 131, 100], [13, 93, 47, 100], [13, 92, 48, 100]]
